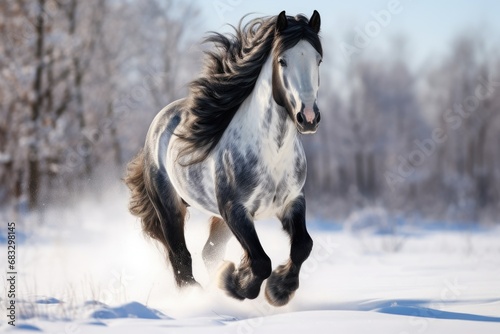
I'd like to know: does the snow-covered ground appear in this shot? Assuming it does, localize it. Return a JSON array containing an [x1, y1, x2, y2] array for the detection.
[[1, 188, 500, 333]]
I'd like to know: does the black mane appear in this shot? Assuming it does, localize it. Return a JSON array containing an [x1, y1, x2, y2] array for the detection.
[[179, 13, 323, 163]]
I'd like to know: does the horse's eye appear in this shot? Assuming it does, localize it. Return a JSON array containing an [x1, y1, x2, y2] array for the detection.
[[278, 58, 287, 67]]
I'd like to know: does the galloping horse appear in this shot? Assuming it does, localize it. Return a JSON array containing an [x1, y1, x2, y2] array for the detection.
[[125, 10, 323, 306]]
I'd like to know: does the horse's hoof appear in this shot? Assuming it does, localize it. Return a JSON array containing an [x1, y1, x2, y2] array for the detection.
[[264, 267, 298, 306], [218, 261, 245, 300], [265, 280, 296, 306], [189, 281, 203, 291], [179, 276, 202, 289]]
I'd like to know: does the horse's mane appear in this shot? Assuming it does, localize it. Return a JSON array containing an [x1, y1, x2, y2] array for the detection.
[[178, 13, 323, 164]]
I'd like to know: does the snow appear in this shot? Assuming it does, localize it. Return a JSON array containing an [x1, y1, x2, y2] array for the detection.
[[1, 189, 499, 333], [89, 301, 169, 320]]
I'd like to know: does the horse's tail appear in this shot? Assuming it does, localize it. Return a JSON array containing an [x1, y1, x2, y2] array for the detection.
[[124, 149, 196, 286], [124, 149, 166, 245]]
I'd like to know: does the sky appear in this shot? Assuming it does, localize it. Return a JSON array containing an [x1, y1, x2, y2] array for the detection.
[[196, 0, 500, 67]]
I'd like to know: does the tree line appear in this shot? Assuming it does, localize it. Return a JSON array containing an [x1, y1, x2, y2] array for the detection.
[[0, 1, 498, 222], [0, 0, 198, 214], [304, 35, 500, 221]]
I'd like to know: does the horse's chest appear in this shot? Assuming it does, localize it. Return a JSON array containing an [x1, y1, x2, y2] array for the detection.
[[169, 125, 307, 219], [248, 151, 306, 219]]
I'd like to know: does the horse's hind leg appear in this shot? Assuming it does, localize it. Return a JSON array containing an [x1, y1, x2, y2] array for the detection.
[[145, 167, 198, 287], [265, 195, 313, 306], [202, 217, 232, 273]]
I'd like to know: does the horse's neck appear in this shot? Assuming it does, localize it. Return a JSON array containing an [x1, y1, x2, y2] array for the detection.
[[235, 57, 297, 160]]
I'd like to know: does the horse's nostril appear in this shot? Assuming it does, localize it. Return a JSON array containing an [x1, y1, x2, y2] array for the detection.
[[297, 113, 304, 124], [316, 112, 321, 123]]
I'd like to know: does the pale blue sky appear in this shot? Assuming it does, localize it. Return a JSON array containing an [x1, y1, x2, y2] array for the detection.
[[197, 0, 500, 66]]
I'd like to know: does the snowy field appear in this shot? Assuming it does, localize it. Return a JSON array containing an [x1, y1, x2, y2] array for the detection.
[[1, 187, 500, 333]]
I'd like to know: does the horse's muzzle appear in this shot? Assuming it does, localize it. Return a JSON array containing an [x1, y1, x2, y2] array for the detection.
[[296, 104, 320, 133]]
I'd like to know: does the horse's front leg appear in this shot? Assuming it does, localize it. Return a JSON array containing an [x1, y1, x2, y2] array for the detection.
[[265, 195, 313, 306], [218, 202, 272, 300]]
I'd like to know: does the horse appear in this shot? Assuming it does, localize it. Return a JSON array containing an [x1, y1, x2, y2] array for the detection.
[[125, 10, 323, 307]]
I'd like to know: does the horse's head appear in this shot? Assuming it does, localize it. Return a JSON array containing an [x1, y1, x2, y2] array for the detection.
[[272, 10, 323, 134]]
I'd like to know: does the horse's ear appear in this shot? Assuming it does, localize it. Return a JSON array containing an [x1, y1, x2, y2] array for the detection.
[[276, 11, 288, 32], [309, 10, 321, 34]]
